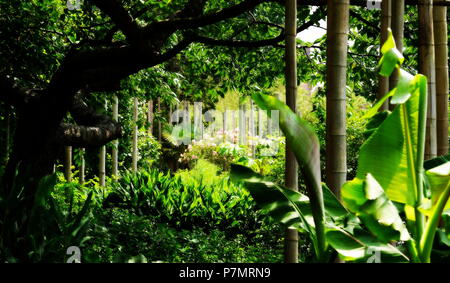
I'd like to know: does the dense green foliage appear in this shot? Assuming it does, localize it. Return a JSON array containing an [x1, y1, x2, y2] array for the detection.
[[232, 34, 450, 263], [22, 161, 283, 263], [1, 0, 448, 264]]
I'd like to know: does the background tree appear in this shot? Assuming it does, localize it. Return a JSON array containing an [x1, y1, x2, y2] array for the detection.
[[326, 0, 350, 197], [284, 0, 299, 263], [418, 0, 437, 159], [389, 0, 405, 110], [0, 0, 448, 262], [433, 5, 448, 156], [378, 0, 391, 111], [112, 96, 119, 177]]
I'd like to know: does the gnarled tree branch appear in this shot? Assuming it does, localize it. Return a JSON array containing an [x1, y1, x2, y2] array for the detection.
[[147, 0, 268, 33], [57, 122, 121, 147], [88, 0, 140, 42], [59, 90, 122, 147], [189, 6, 324, 49]]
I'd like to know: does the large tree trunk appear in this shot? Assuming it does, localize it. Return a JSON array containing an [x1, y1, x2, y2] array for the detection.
[[418, 0, 437, 160], [326, 0, 349, 197], [389, 0, 405, 111], [377, 0, 391, 111], [433, 6, 449, 156], [284, 0, 299, 263]]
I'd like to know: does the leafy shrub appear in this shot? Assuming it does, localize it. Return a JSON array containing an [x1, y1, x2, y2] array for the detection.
[[137, 132, 161, 168], [1, 171, 93, 262], [52, 171, 112, 209], [84, 208, 283, 263], [102, 167, 269, 233]]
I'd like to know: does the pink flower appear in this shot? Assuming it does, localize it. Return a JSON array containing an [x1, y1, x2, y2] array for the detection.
[[192, 155, 198, 159]]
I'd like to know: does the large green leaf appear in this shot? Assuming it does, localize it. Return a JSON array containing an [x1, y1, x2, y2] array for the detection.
[[252, 93, 326, 257], [322, 183, 348, 220], [424, 154, 450, 171], [326, 227, 409, 262], [231, 164, 350, 260], [378, 29, 404, 77], [420, 163, 450, 262], [342, 174, 410, 243], [357, 74, 427, 206], [230, 164, 314, 232], [252, 93, 322, 196], [426, 162, 450, 209]]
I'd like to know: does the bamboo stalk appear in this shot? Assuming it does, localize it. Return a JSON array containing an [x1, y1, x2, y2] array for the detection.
[[112, 96, 119, 177], [5, 108, 10, 165], [80, 148, 85, 184], [389, 0, 405, 111], [223, 108, 227, 142], [326, 0, 349, 197], [99, 100, 107, 186], [148, 99, 153, 136], [378, 0, 391, 111], [284, 0, 299, 263], [64, 146, 72, 182], [433, 6, 449, 156], [418, 0, 437, 159], [132, 97, 138, 173], [158, 97, 162, 142]]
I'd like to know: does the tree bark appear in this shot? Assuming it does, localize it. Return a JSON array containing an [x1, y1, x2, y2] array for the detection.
[[418, 0, 437, 160], [389, 0, 405, 111], [433, 6, 448, 156], [284, 0, 299, 263], [326, 0, 349, 197], [112, 96, 119, 177], [378, 0, 391, 111], [132, 97, 138, 173]]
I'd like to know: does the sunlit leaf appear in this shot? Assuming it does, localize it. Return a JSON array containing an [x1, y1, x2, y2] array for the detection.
[[326, 227, 409, 262], [341, 174, 410, 242]]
